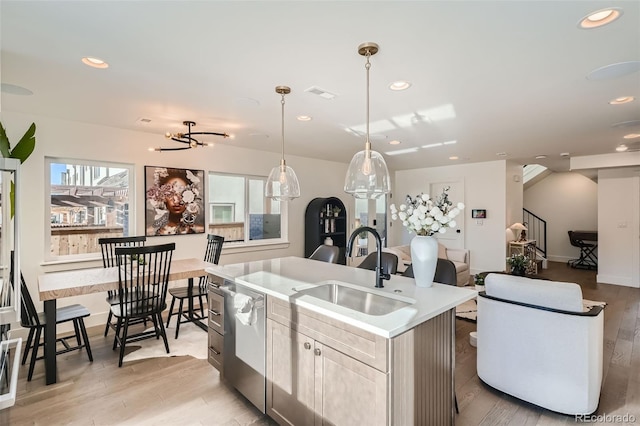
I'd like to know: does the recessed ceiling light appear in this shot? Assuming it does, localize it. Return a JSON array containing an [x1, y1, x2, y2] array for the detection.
[[81, 56, 109, 69], [296, 115, 312, 121], [496, 152, 507, 157], [624, 133, 640, 139], [535, 155, 547, 159], [609, 96, 635, 105], [579, 8, 622, 29], [449, 156, 459, 160], [389, 140, 401, 145], [560, 152, 570, 157], [389, 81, 411, 91], [616, 144, 628, 152]]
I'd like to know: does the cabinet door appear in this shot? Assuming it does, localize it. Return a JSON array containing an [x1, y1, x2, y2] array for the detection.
[[266, 319, 316, 426], [315, 343, 388, 426]]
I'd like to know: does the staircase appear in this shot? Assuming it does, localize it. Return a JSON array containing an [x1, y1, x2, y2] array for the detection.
[[523, 208, 547, 269]]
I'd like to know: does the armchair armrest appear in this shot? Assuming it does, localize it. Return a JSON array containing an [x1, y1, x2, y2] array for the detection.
[[446, 248, 468, 264]]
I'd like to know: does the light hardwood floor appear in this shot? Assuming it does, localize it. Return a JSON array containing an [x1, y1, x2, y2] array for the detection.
[[3, 261, 639, 425]]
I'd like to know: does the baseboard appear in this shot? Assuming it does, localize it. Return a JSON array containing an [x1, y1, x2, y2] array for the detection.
[[596, 274, 640, 288]]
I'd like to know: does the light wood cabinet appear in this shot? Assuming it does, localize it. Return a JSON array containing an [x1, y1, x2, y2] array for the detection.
[[207, 281, 224, 372], [266, 295, 456, 426], [267, 319, 387, 426]]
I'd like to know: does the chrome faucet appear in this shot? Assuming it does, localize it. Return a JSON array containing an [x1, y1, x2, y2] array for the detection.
[[346, 226, 390, 288]]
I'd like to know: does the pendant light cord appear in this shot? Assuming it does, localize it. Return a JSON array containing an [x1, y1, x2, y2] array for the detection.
[[365, 49, 372, 155], [280, 93, 287, 167]]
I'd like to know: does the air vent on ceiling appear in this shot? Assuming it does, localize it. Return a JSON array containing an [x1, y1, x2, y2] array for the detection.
[[304, 86, 337, 100], [136, 118, 152, 124]]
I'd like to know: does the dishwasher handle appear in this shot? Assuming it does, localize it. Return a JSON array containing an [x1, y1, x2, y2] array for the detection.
[[220, 285, 265, 308]]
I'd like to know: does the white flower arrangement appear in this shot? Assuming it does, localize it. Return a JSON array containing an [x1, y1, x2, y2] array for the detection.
[[390, 187, 465, 236]]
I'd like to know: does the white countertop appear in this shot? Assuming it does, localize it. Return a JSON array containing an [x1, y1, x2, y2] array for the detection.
[[206, 256, 477, 339]]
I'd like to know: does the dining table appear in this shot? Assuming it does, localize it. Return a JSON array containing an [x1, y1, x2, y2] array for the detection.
[[37, 258, 214, 385]]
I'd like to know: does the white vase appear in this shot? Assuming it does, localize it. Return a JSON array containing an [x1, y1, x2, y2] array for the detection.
[[410, 235, 438, 288]]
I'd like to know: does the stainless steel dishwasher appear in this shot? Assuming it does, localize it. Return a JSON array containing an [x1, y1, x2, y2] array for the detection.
[[220, 282, 266, 413]]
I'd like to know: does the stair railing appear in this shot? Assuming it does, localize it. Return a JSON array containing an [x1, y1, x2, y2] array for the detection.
[[523, 208, 547, 259]]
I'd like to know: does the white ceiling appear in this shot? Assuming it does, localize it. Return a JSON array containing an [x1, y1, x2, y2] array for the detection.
[[1, 1, 639, 172]]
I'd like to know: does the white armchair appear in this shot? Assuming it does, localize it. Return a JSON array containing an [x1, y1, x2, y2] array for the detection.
[[384, 242, 470, 286], [477, 273, 604, 415]]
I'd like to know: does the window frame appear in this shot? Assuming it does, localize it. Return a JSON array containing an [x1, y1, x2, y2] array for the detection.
[[45, 157, 136, 262], [208, 171, 289, 248]]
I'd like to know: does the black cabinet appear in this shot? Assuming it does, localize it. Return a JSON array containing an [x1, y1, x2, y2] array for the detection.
[[304, 197, 347, 265]]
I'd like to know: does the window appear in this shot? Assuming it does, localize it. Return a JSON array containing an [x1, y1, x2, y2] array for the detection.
[[210, 203, 235, 224], [208, 173, 286, 245], [46, 158, 135, 260]]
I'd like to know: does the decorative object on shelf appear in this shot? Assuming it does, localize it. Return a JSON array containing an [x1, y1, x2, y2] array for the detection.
[[390, 187, 465, 287], [332, 206, 341, 217], [344, 42, 391, 199], [510, 222, 528, 241], [506, 253, 529, 276], [150, 120, 228, 152], [324, 237, 333, 246], [265, 86, 301, 201], [144, 166, 205, 236]]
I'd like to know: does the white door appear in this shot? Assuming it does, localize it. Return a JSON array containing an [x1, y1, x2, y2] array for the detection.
[[429, 179, 465, 248]]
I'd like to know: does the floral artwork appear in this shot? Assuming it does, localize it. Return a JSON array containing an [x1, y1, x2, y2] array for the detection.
[[390, 186, 465, 236], [144, 166, 205, 236]]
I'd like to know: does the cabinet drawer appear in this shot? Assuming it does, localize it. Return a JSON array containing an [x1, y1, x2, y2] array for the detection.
[[208, 291, 224, 334], [267, 296, 388, 372], [208, 273, 224, 288], [208, 330, 224, 372]]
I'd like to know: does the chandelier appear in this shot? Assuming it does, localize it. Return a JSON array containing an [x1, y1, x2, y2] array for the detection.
[[151, 120, 229, 152]]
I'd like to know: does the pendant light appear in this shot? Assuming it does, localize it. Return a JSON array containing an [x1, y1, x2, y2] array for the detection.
[[265, 86, 301, 201], [344, 42, 391, 199]]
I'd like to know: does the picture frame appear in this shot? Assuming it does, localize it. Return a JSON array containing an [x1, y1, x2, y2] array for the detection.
[[144, 166, 205, 236], [471, 209, 486, 219]]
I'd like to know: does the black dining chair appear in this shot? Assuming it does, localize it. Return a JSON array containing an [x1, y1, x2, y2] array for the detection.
[[166, 234, 224, 338], [111, 243, 175, 367], [19, 272, 93, 381], [309, 245, 340, 264], [403, 258, 458, 286], [98, 236, 147, 337], [357, 252, 399, 275]]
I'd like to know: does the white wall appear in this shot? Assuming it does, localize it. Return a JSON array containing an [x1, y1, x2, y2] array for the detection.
[[524, 172, 598, 262], [391, 160, 509, 275], [2, 111, 352, 329], [597, 169, 640, 288], [505, 161, 524, 242]]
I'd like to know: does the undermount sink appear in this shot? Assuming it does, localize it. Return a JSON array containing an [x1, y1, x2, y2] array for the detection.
[[294, 282, 413, 316]]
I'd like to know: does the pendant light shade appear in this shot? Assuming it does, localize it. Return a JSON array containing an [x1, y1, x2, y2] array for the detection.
[[265, 86, 301, 201], [344, 42, 391, 199]]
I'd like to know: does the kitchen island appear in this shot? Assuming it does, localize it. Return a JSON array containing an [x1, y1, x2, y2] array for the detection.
[[206, 256, 476, 426]]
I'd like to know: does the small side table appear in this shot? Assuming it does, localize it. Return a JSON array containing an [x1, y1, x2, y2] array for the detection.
[[508, 240, 537, 274]]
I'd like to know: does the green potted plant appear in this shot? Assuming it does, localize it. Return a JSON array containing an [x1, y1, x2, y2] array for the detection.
[[0, 122, 36, 217], [506, 253, 529, 276], [332, 206, 341, 217]]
